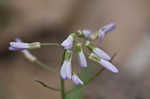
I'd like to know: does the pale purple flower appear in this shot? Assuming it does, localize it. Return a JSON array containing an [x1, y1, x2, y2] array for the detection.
[[9, 42, 30, 51], [98, 22, 116, 43], [89, 53, 119, 74], [99, 59, 119, 73], [101, 22, 116, 34], [93, 48, 111, 60], [60, 60, 72, 80], [72, 74, 84, 85], [61, 35, 74, 50], [9, 38, 36, 61], [22, 50, 36, 62], [98, 30, 105, 43], [82, 29, 92, 39], [78, 52, 87, 67]]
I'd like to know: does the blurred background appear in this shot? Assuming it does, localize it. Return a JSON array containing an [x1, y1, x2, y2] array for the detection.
[[0, 0, 150, 99]]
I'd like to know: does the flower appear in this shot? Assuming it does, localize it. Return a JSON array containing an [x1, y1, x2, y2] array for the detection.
[[78, 52, 87, 67], [99, 59, 119, 73], [77, 29, 92, 39], [82, 29, 91, 39], [9, 39, 40, 51], [61, 33, 75, 50], [93, 48, 111, 60], [60, 50, 72, 80], [102, 22, 116, 34], [98, 22, 116, 43], [89, 53, 119, 73], [9, 38, 37, 61], [22, 50, 36, 62], [76, 43, 87, 67], [85, 41, 111, 60], [72, 73, 84, 85], [9, 42, 30, 51], [98, 30, 105, 43]]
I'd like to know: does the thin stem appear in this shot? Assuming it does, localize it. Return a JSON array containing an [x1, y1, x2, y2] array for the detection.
[[60, 50, 66, 99], [35, 80, 60, 92], [66, 68, 105, 95], [34, 59, 57, 73], [40, 43, 60, 46], [60, 78, 65, 99]]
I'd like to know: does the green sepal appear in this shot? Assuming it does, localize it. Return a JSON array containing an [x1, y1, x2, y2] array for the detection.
[[76, 30, 84, 38], [75, 43, 82, 52], [85, 41, 95, 51], [29, 42, 41, 49], [64, 50, 72, 61], [88, 53, 101, 63]]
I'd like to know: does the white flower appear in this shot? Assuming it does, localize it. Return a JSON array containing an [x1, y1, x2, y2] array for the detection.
[[99, 59, 119, 73], [89, 53, 119, 74], [82, 29, 92, 39], [9, 38, 36, 61], [9, 42, 30, 51], [76, 43, 87, 67], [93, 48, 111, 60], [22, 50, 36, 62], [9, 39, 40, 51], [72, 74, 84, 85], [60, 50, 72, 80], [98, 30, 105, 43], [61, 35, 74, 50], [102, 22, 116, 34], [60, 60, 72, 80], [78, 51, 87, 67], [98, 22, 116, 43]]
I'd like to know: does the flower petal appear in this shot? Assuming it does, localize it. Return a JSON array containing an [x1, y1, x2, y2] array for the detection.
[[61, 36, 74, 50], [78, 52, 87, 67], [99, 59, 119, 73], [93, 48, 111, 60], [72, 74, 84, 85]]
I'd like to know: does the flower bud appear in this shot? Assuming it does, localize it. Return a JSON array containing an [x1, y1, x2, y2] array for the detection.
[[60, 50, 72, 80], [72, 73, 84, 85], [89, 53, 119, 73], [77, 29, 91, 39], [85, 41, 110, 60], [76, 43, 87, 67], [98, 22, 116, 43], [61, 33, 76, 50]]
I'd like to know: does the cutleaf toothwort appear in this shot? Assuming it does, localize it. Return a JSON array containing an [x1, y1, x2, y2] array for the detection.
[[9, 22, 119, 92]]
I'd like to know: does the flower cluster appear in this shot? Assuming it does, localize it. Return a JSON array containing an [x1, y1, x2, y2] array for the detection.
[[60, 22, 119, 86], [9, 22, 119, 86]]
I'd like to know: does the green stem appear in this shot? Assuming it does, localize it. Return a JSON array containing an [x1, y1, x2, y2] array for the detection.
[[60, 78, 65, 99], [66, 68, 105, 95], [60, 50, 66, 99], [34, 59, 57, 73], [40, 43, 60, 46], [35, 80, 60, 92]]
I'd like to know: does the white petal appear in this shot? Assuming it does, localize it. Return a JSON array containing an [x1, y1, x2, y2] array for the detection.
[[22, 50, 36, 62], [98, 30, 105, 43], [99, 59, 119, 73], [66, 61, 72, 79], [72, 74, 84, 85], [61, 36, 73, 50], [60, 61, 68, 79], [10, 42, 29, 49], [78, 52, 87, 67], [93, 48, 111, 60], [82, 29, 91, 39], [103, 22, 116, 34]]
